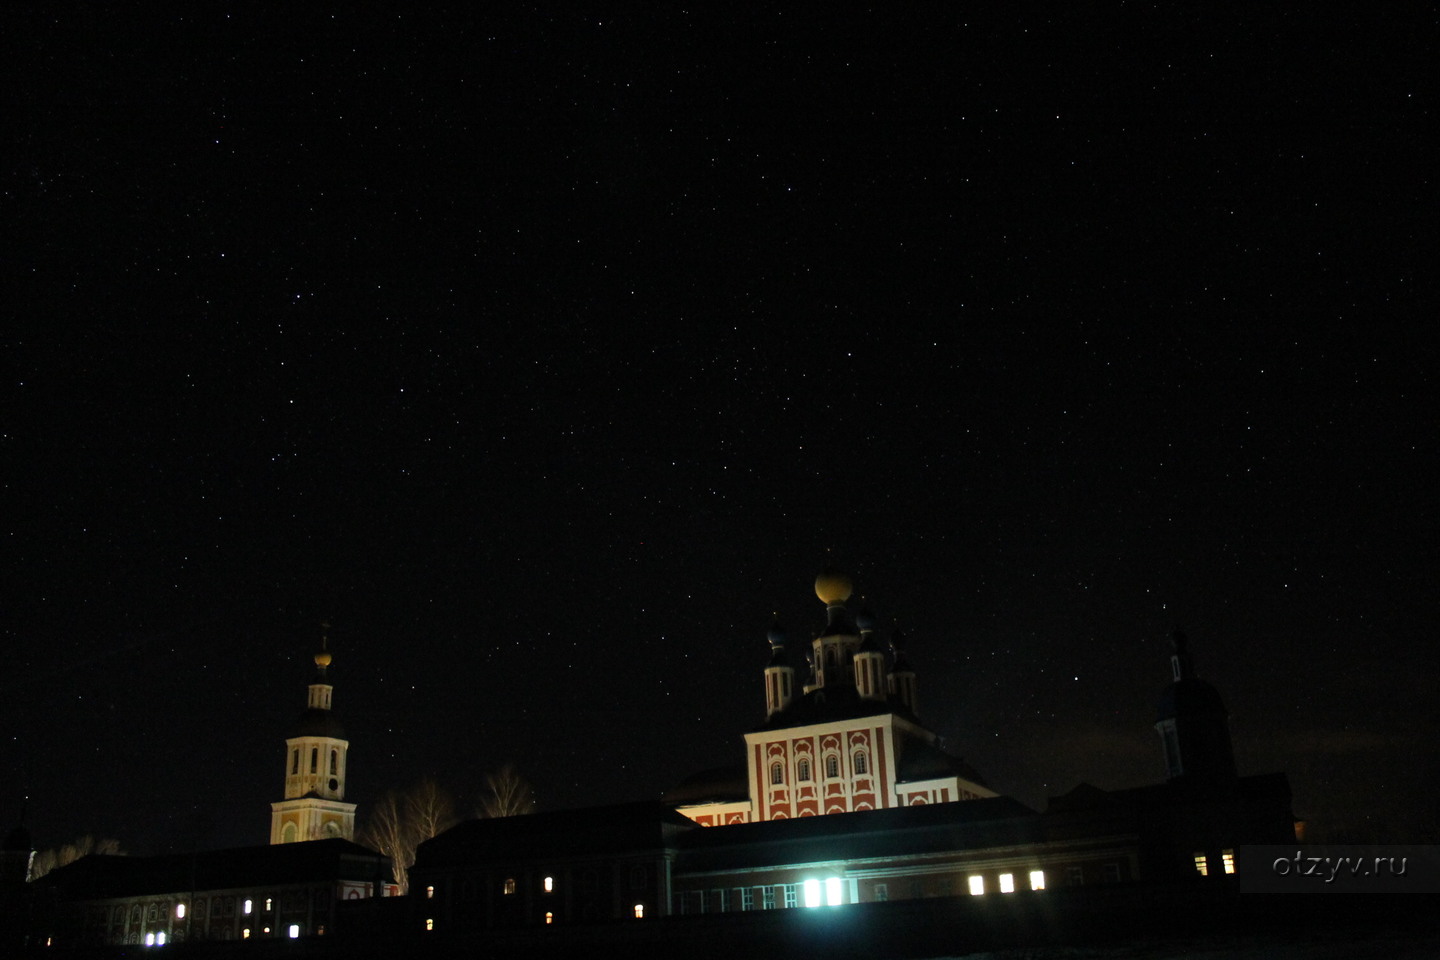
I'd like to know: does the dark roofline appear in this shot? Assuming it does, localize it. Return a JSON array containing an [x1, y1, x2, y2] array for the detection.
[[36, 838, 388, 899]]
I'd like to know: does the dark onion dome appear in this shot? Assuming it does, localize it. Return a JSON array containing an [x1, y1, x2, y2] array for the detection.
[[855, 607, 877, 633], [292, 707, 345, 739], [663, 763, 749, 806], [858, 629, 883, 653], [766, 620, 792, 666], [766, 619, 787, 647], [1156, 677, 1227, 724], [4, 824, 31, 852]]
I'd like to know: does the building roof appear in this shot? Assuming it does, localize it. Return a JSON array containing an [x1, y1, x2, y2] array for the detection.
[[292, 706, 346, 739], [415, 802, 699, 869], [676, 796, 1040, 873], [34, 838, 387, 900], [754, 683, 912, 730], [895, 737, 989, 787], [663, 763, 750, 806]]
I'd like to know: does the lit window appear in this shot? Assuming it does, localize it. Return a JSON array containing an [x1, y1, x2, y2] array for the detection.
[[242, 928, 251, 939], [425, 918, 434, 931], [543, 876, 553, 892], [156, 932, 166, 945], [770, 762, 784, 785], [853, 751, 868, 775], [176, 903, 186, 919], [243, 899, 253, 915], [825, 877, 843, 906], [999, 873, 1015, 893], [545, 911, 554, 925], [145, 932, 156, 946], [264, 898, 273, 912], [1029, 870, 1045, 891], [1193, 853, 1208, 877], [741, 888, 754, 911], [633, 903, 644, 919], [968, 875, 985, 896], [803, 879, 821, 908], [288, 924, 300, 939], [503, 878, 516, 895], [797, 758, 811, 781], [784, 884, 798, 908], [874, 883, 888, 902], [1223, 849, 1236, 875], [825, 755, 839, 778], [262, 927, 270, 935], [425, 885, 434, 899], [762, 886, 775, 909]]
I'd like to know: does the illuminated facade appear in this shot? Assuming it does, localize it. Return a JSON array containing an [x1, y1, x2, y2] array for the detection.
[[673, 572, 994, 826], [269, 638, 356, 844]]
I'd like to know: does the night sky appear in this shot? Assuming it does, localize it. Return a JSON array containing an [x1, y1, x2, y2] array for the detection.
[[4, 8, 1433, 857]]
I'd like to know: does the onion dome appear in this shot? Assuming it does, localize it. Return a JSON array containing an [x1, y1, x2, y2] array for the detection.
[[814, 570, 853, 605], [766, 620, 792, 667]]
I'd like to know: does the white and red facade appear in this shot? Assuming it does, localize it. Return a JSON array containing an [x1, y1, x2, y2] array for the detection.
[[677, 572, 994, 826]]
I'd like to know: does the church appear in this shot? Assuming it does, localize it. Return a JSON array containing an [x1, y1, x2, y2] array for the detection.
[[670, 570, 994, 826]]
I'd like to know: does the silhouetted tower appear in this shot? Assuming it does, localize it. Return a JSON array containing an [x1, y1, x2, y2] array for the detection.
[[1154, 631, 1237, 782]]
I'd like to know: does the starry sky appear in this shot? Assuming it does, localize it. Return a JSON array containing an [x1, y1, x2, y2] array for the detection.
[[4, 7, 1434, 856]]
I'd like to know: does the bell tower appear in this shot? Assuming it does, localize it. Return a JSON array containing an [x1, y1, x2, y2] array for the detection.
[[270, 629, 357, 844]]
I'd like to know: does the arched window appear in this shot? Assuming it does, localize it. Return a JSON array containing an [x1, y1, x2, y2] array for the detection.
[[310, 747, 318, 773], [853, 751, 868, 775], [291, 750, 299, 775], [824, 755, 839, 779], [797, 758, 812, 782], [330, 750, 338, 775], [770, 762, 784, 785]]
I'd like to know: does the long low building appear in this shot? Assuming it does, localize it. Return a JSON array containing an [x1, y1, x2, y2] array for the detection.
[[28, 838, 391, 949]]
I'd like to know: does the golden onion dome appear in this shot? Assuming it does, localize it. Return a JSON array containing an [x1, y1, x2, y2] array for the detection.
[[314, 650, 333, 669], [814, 570, 854, 605]]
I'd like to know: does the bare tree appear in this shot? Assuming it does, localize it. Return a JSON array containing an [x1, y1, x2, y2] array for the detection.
[[479, 763, 536, 818], [29, 835, 125, 881], [358, 778, 458, 894]]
